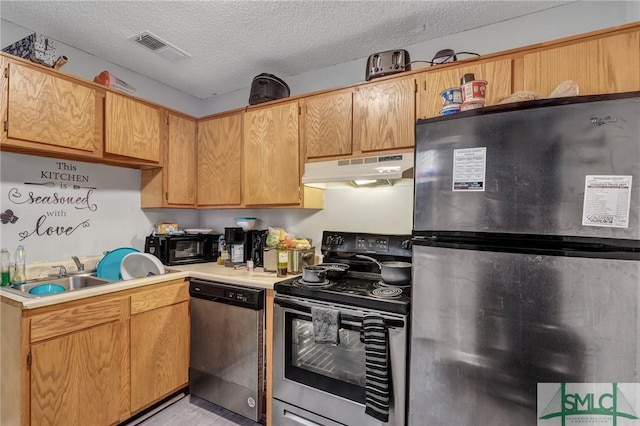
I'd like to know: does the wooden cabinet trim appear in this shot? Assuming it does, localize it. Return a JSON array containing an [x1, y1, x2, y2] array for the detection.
[[130, 280, 189, 315]]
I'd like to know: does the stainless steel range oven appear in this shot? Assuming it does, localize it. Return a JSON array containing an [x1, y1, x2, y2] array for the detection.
[[273, 231, 412, 426]]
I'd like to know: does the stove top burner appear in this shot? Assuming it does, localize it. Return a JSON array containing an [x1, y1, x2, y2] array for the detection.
[[293, 278, 334, 289], [371, 286, 403, 298], [275, 271, 411, 314], [376, 281, 411, 289]]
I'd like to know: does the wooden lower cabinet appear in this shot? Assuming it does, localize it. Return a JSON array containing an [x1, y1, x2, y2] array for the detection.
[[30, 321, 124, 426], [130, 301, 190, 413], [4, 279, 191, 426]]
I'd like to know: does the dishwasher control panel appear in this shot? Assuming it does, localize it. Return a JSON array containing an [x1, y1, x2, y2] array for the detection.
[[225, 289, 252, 303], [189, 279, 264, 310]]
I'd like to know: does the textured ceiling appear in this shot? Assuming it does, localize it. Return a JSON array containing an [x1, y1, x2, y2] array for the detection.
[[1, 1, 569, 99]]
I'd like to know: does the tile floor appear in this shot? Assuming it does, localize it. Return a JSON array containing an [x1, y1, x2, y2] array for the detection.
[[125, 394, 263, 426]]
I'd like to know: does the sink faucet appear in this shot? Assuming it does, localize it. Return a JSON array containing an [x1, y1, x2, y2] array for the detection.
[[52, 265, 67, 278], [71, 256, 84, 272]]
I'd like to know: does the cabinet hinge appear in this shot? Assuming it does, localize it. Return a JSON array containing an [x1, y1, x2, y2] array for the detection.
[[166, 116, 170, 125], [298, 187, 302, 201], [165, 192, 169, 201], [4, 121, 7, 132], [414, 80, 418, 93], [298, 106, 302, 115], [4, 67, 8, 78], [27, 352, 32, 366], [423, 81, 426, 91]]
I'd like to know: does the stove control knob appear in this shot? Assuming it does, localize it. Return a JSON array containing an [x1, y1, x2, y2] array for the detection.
[[401, 239, 412, 250], [335, 236, 344, 246], [325, 235, 335, 245]]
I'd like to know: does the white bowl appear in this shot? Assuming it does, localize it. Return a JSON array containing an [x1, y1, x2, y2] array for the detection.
[[234, 217, 257, 231], [120, 253, 165, 280]]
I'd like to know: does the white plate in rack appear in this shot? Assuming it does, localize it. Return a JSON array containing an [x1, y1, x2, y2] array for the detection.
[[184, 228, 214, 234]]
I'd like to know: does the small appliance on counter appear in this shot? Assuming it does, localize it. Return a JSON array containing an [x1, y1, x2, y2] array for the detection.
[[144, 232, 220, 266], [287, 247, 315, 274], [263, 248, 277, 272], [224, 227, 268, 267]]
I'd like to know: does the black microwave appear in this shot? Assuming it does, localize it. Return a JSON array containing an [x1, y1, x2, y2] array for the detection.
[[144, 233, 220, 266]]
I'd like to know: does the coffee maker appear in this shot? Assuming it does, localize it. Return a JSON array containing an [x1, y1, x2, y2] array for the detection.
[[224, 227, 268, 267]]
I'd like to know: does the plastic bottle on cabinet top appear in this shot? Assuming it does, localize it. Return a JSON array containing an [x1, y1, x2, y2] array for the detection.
[[276, 230, 288, 278], [1, 249, 10, 286], [12, 245, 26, 285]]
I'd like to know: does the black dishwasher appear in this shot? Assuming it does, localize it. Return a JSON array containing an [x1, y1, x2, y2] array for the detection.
[[189, 279, 265, 422]]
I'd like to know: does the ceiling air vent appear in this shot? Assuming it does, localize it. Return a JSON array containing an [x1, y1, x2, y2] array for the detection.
[[130, 31, 190, 61]]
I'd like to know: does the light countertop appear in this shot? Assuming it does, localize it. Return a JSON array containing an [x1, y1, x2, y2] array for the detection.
[[0, 262, 296, 310]]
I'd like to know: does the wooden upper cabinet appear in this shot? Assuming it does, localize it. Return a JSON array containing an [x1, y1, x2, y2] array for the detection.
[[244, 101, 300, 206], [197, 112, 243, 207], [523, 31, 640, 97], [166, 113, 197, 206], [304, 90, 353, 159], [105, 91, 162, 164], [353, 77, 415, 153], [4, 60, 103, 156], [417, 59, 514, 120]]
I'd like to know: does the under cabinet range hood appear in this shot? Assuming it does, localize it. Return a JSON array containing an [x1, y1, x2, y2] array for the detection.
[[302, 153, 414, 185]]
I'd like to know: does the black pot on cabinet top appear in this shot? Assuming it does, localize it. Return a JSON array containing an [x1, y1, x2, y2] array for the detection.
[[248, 73, 290, 105]]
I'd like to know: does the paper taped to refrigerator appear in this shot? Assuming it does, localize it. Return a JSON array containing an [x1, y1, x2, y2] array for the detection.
[[582, 175, 632, 228], [452, 147, 486, 191]]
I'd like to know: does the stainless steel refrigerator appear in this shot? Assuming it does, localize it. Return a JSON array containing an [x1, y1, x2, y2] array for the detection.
[[409, 93, 640, 425]]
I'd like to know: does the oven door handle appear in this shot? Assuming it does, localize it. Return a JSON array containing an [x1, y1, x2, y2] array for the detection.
[[274, 297, 405, 328]]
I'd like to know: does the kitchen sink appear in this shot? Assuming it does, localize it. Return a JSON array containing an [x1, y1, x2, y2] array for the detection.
[[2, 275, 114, 298]]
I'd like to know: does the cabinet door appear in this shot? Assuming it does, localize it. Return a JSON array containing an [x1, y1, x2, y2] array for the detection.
[[105, 92, 161, 163], [0, 56, 7, 146], [523, 31, 640, 97], [197, 113, 243, 206], [417, 59, 514, 120], [6, 61, 101, 154], [353, 77, 415, 152], [130, 301, 189, 413], [30, 321, 123, 426], [304, 90, 352, 159], [166, 113, 197, 206], [244, 102, 300, 206]]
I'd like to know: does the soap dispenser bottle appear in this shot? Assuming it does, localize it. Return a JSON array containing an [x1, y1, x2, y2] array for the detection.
[[12, 245, 26, 285], [1, 249, 10, 286]]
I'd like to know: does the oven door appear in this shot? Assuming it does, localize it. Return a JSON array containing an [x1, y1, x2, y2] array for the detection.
[[273, 294, 407, 426]]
